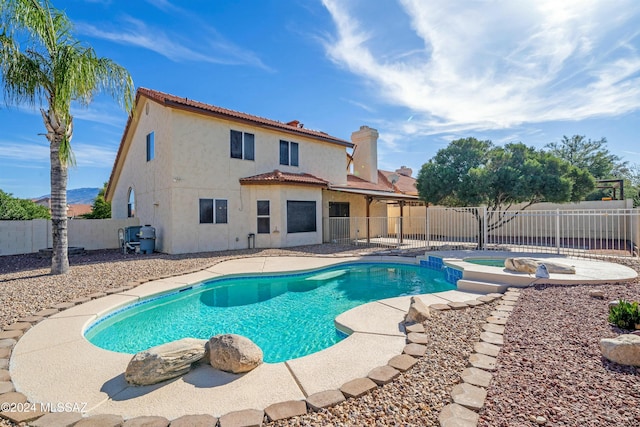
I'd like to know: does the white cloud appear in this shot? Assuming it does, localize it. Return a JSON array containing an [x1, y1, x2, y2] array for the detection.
[[321, 0, 640, 134], [0, 140, 116, 168], [76, 15, 271, 71]]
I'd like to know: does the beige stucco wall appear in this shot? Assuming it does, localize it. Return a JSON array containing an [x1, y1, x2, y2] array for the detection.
[[111, 99, 351, 254], [0, 218, 139, 256], [111, 99, 174, 252]]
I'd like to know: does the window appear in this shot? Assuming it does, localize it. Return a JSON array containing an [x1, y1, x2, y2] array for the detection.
[[230, 130, 255, 160], [199, 198, 228, 224], [127, 187, 135, 218], [287, 201, 316, 233], [146, 132, 154, 161], [257, 200, 270, 234], [279, 140, 299, 166]]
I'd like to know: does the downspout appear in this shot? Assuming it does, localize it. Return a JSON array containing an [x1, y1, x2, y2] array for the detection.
[[366, 196, 372, 244]]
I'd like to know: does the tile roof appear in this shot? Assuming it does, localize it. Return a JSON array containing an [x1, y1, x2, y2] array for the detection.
[[379, 170, 419, 196], [137, 88, 351, 146], [239, 170, 329, 187], [342, 172, 396, 192], [106, 87, 351, 200]]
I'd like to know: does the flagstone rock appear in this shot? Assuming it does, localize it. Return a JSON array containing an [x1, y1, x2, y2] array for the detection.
[[405, 296, 431, 323], [125, 338, 207, 385], [600, 334, 640, 366], [74, 414, 125, 427], [482, 323, 505, 334], [403, 343, 427, 357], [0, 369, 10, 381], [474, 341, 501, 357], [469, 353, 497, 371], [122, 416, 169, 427], [439, 403, 479, 427], [589, 289, 605, 299], [265, 400, 307, 421], [429, 303, 451, 311], [388, 354, 418, 372], [405, 323, 425, 333], [367, 365, 400, 385], [486, 316, 508, 325], [477, 295, 497, 303], [30, 412, 83, 427], [406, 332, 429, 345], [3, 322, 31, 331], [218, 409, 263, 427], [465, 299, 484, 307], [209, 334, 263, 374], [451, 383, 487, 410], [480, 331, 504, 346], [169, 414, 218, 427], [306, 390, 345, 411], [448, 301, 469, 310], [0, 381, 15, 394], [461, 367, 493, 387], [340, 377, 377, 398]]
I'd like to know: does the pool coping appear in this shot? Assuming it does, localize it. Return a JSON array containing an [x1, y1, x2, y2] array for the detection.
[[7, 255, 487, 421]]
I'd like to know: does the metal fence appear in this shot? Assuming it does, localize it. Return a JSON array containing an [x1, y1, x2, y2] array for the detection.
[[323, 207, 640, 258]]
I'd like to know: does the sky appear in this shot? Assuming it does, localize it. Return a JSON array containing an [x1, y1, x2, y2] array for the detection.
[[1, 0, 640, 199]]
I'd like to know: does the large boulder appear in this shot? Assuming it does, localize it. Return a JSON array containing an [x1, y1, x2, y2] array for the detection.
[[209, 334, 263, 373], [504, 258, 576, 274], [405, 296, 431, 323], [600, 334, 640, 366], [125, 338, 207, 386]]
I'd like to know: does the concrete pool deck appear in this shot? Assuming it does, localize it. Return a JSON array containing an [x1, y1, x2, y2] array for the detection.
[[7, 253, 638, 421]]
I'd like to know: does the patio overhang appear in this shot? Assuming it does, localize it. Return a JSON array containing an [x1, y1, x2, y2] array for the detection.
[[327, 186, 420, 202]]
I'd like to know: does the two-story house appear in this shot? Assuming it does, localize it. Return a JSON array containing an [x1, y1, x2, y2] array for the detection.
[[105, 88, 418, 254]]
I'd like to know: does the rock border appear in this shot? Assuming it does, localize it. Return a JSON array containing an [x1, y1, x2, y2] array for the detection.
[[1, 256, 502, 427], [438, 287, 522, 427]]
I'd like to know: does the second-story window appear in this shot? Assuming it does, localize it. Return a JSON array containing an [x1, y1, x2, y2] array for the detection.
[[230, 130, 255, 160], [279, 140, 299, 166], [146, 132, 154, 161]]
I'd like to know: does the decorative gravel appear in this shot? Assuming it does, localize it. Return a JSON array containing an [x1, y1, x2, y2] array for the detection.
[[479, 258, 640, 427], [1, 249, 639, 427]]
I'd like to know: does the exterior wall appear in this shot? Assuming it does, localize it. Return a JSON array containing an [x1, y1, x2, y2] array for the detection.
[[113, 105, 348, 254], [0, 218, 139, 256], [322, 190, 389, 241], [167, 184, 323, 254], [111, 99, 174, 252]]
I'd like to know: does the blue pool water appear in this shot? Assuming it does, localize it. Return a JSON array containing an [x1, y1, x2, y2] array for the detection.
[[85, 262, 454, 362], [465, 258, 506, 267]]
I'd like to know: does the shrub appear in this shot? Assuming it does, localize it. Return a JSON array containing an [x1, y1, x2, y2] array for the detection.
[[608, 300, 640, 330]]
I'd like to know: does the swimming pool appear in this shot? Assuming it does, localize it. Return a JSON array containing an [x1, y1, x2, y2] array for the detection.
[[85, 262, 454, 363], [464, 258, 506, 268]]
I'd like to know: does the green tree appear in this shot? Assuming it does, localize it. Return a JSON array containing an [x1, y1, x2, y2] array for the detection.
[[416, 138, 595, 247], [0, 0, 133, 273], [545, 135, 626, 179], [83, 183, 111, 219], [0, 189, 50, 220]]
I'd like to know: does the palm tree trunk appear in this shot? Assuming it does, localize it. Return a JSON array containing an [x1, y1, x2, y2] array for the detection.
[[42, 108, 70, 274]]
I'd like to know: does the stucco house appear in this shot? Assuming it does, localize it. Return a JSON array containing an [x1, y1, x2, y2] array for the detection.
[[105, 88, 419, 254]]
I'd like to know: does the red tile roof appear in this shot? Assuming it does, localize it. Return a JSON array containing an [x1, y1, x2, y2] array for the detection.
[[343, 172, 396, 192], [379, 170, 418, 196], [239, 170, 329, 187], [138, 88, 351, 146], [106, 88, 351, 200]]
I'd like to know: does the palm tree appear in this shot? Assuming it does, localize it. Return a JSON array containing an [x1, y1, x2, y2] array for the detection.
[[0, 0, 133, 274]]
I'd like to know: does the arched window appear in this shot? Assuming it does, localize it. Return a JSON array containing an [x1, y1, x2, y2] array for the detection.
[[127, 187, 135, 217]]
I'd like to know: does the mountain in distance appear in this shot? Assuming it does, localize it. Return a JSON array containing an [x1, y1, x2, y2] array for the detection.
[[35, 187, 99, 205]]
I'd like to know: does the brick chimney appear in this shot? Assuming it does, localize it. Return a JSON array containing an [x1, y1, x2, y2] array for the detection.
[[351, 126, 379, 184], [396, 166, 413, 177]]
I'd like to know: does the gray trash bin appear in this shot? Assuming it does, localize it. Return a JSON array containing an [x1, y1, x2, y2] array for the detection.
[[139, 225, 156, 254]]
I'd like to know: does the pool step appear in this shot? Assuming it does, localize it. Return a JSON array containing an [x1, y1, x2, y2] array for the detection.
[[456, 279, 510, 294], [461, 269, 535, 286]]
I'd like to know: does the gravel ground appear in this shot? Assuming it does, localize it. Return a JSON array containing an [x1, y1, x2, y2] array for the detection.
[[479, 258, 640, 427], [1, 249, 639, 426]]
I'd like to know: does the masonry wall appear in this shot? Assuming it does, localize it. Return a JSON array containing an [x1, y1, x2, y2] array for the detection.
[[0, 218, 139, 256]]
